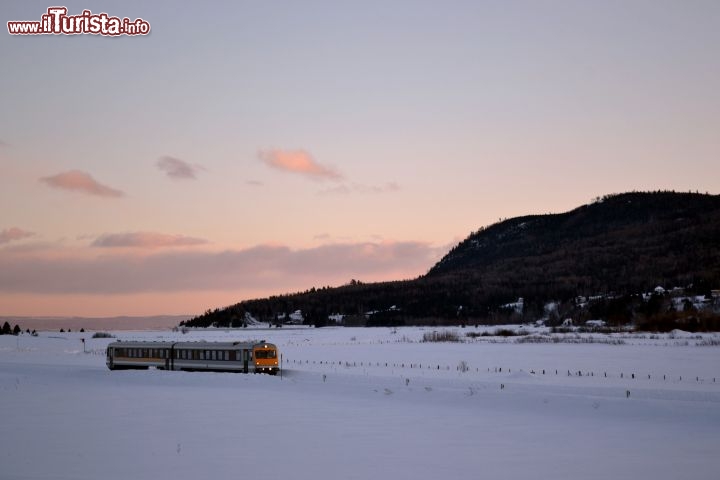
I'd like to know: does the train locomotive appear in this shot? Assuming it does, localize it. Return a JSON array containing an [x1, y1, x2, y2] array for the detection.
[[106, 340, 280, 374]]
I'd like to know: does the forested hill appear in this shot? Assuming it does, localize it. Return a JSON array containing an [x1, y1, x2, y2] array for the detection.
[[183, 191, 720, 328], [428, 191, 720, 295]]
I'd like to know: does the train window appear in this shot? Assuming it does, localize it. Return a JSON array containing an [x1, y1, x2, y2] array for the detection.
[[224, 351, 229, 361], [255, 350, 276, 359]]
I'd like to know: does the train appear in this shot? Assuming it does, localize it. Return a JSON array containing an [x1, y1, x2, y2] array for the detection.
[[106, 340, 280, 374]]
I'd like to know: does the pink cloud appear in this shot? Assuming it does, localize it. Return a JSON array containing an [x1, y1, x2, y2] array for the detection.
[[91, 232, 208, 248], [0, 241, 444, 294], [258, 149, 343, 181], [0, 227, 35, 244], [156, 156, 205, 180], [39, 170, 124, 198]]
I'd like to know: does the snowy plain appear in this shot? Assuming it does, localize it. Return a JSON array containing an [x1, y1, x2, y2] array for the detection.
[[1, 326, 719, 480]]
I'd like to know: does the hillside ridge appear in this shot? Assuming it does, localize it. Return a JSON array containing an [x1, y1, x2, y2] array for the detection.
[[184, 191, 720, 329]]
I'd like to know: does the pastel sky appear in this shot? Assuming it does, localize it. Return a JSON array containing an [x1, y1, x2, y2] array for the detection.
[[2, 1, 719, 317]]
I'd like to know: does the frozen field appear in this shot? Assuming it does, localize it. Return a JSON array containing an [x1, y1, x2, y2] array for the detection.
[[1, 326, 719, 480]]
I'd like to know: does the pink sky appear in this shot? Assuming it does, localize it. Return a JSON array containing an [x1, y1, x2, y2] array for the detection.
[[1, 1, 719, 316]]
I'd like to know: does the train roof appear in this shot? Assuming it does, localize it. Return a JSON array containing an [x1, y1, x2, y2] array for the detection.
[[107, 341, 175, 349]]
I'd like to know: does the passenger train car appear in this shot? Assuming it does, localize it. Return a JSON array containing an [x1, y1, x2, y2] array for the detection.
[[106, 341, 280, 374]]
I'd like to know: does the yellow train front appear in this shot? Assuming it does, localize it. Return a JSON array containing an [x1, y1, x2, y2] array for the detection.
[[252, 342, 279, 375]]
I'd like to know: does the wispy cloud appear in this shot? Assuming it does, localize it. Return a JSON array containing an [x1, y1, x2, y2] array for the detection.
[[39, 170, 124, 198], [0, 139, 9, 147], [91, 232, 208, 249], [258, 149, 343, 181], [0, 227, 35, 244], [320, 182, 401, 195], [0, 241, 443, 294], [156, 156, 205, 180], [246, 180, 264, 187]]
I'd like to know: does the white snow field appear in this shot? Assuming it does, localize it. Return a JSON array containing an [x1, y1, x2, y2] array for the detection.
[[2, 326, 719, 480]]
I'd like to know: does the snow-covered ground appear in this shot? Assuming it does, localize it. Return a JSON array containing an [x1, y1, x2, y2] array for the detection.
[[2, 326, 719, 479]]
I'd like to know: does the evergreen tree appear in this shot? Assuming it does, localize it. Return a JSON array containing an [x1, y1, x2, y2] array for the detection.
[[1, 321, 11, 335], [13, 324, 21, 335]]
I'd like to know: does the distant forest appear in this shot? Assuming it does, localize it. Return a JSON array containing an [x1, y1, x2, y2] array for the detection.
[[183, 191, 720, 331]]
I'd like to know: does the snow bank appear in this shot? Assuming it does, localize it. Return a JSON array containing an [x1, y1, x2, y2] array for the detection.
[[1, 327, 719, 480]]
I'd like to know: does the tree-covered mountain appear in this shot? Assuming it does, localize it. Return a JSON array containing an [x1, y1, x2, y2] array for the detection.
[[183, 191, 720, 329]]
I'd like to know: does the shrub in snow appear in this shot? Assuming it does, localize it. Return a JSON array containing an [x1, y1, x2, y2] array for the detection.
[[422, 330, 460, 342], [92, 332, 115, 339]]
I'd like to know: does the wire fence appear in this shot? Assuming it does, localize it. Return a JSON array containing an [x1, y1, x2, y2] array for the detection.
[[283, 358, 717, 384]]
